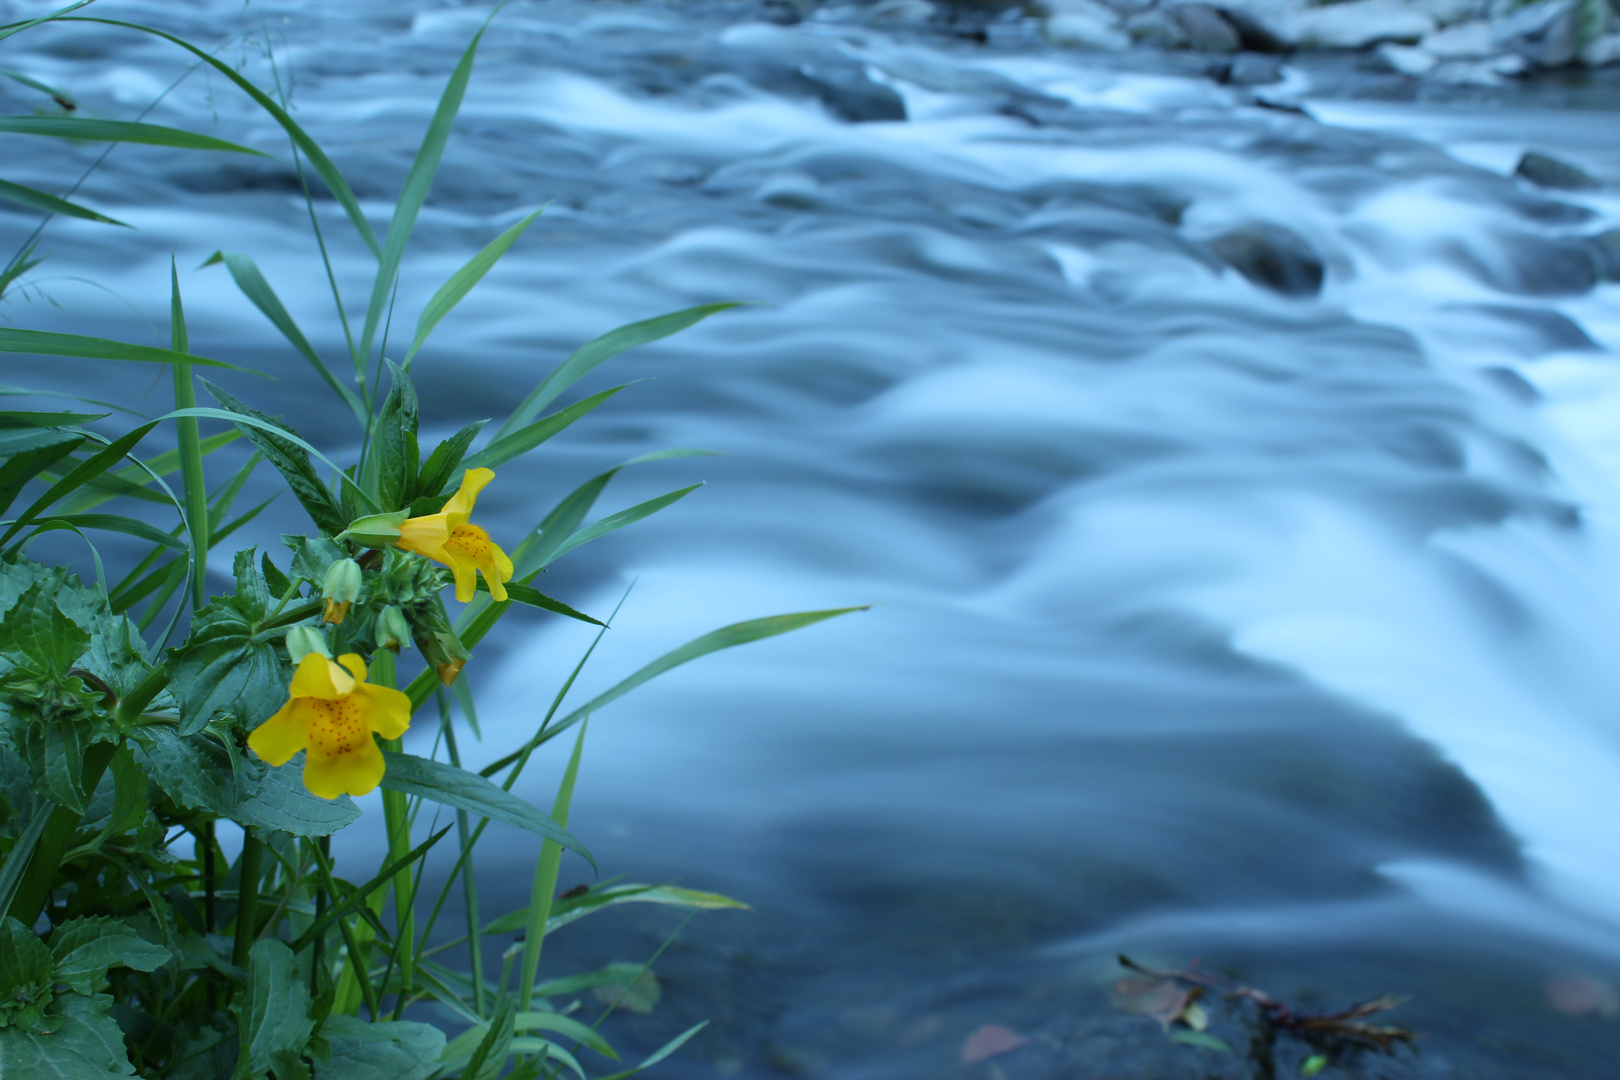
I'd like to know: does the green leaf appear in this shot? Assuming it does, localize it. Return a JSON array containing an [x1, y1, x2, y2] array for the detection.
[[198, 382, 346, 537], [540, 484, 701, 568], [1169, 1031, 1231, 1053], [358, 20, 491, 364], [235, 939, 314, 1080], [483, 608, 867, 775], [0, 68, 75, 108], [371, 363, 419, 511], [460, 999, 515, 1080], [460, 385, 627, 473], [48, 917, 170, 994], [199, 252, 360, 416], [0, 179, 126, 227], [403, 208, 545, 365], [28, 514, 188, 551], [313, 1015, 443, 1080], [0, 116, 264, 155], [0, 329, 245, 371], [0, 581, 88, 670], [487, 884, 747, 938], [163, 567, 287, 734], [471, 581, 603, 627], [0, 992, 135, 1078], [591, 963, 660, 1015], [1301, 1054, 1328, 1077], [130, 726, 237, 815], [377, 753, 594, 869], [591, 1022, 707, 1080], [286, 536, 346, 585], [0, 916, 55, 1032], [0, 421, 160, 550], [417, 421, 487, 499], [233, 761, 360, 839], [515, 1011, 617, 1060], [0, 435, 84, 511], [495, 303, 739, 440]]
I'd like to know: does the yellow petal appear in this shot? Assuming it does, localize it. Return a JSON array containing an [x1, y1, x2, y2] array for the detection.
[[441, 467, 494, 523], [336, 653, 368, 684], [446, 550, 479, 603], [478, 547, 511, 603], [248, 699, 310, 766], [289, 653, 355, 701], [353, 681, 412, 740], [303, 736, 386, 799]]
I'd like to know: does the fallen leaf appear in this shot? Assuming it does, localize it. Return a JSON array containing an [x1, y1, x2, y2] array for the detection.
[[591, 963, 662, 1014], [1114, 977, 1200, 1031], [960, 1024, 1029, 1065], [1548, 972, 1620, 1018]]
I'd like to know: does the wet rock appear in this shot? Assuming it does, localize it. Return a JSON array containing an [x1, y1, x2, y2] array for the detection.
[[1046, 6, 1132, 48], [1514, 151, 1598, 191], [1209, 222, 1325, 296], [1295, 0, 1435, 47], [1423, 18, 1495, 56], [1377, 41, 1440, 74], [1413, 0, 1489, 26], [1581, 30, 1620, 64], [1491, 0, 1579, 66], [1586, 227, 1620, 281], [1124, 9, 1190, 45], [1472, 234, 1600, 295], [1431, 53, 1529, 81], [1169, 2, 1243, 50], [1224, 51, 1286, 82], [801, 65, 908, 122], [1215, 0, 1299, 49], [866, 0, 938, 23]]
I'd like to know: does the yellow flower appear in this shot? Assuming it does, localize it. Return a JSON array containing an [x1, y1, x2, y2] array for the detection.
[[248, 652, 411, 799], [396, 467, 514, 603]]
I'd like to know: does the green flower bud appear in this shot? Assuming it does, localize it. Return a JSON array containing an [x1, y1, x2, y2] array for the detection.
[[285, 625, 331, 664], [321, 558, 364, 625], [375, 605, 412, 653], [336, 509, 409, 549]]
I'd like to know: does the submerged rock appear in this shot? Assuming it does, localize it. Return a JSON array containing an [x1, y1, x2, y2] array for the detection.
[[1169, 2, 1243, 49], [1514, 151, 1599, 191], [801, 65, 909, 122], [1295, 0, 1435, 47], [1586, 227, 1620, 281], [1209, 222, 1325, 296]]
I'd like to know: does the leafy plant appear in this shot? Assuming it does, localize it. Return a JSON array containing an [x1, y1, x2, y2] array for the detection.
[[0, 6, 861, 1077]]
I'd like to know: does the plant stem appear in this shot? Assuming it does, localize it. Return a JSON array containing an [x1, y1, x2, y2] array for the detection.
[[6, 741, 117, 925], [170, 261, 210, 612], [439, 698, 485, 1014], [518, 719, 587, 1015], [232, 830, 263, 970], [372, 649, 416, 1016]]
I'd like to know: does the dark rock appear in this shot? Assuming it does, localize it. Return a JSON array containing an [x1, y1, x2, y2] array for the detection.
[[1209, 223, 1325, 296], [1169, 3, 1242, 51], [1226, 51, 1285, 83], [801, 65, 908, 122], [1466, 234, 1598, 296], [1123, 9, 1189, 46], [1216, 4, 1294, 51], [1514, 151, 1598, 190], [1587, 227, 1620, 281]]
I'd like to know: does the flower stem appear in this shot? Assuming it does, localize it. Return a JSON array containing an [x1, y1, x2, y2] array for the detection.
[[371, 649, 416, 1015], [232, 830, 263, 970], [6, 741, 118, 925]]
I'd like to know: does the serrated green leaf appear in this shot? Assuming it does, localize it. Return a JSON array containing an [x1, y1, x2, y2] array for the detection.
[[26, 715, 95, 814], [461, 999, 515, 1080], [403, 208, 544, 365], [495, 303, 739, 440], [48, 917, 170, 994], [233, 761, 360, 839], [197, 382, 346, 536], [460, 386, 626, 473], [129, 726, 237, 815], [0, 916, 55, 1032], [0, 179, 126, 227], [0, 116, 263, 155], [417, 421, 487, 499], [372, 363, 419, 511], [377, 753, 593, 869], [0, 992, 134, 1078], [285, 535, 345, 586], [0, 581, 88, 670], [164, 596, 286, 735], [313, 1015, 443, 1080], [236, 939, 313, 1080]]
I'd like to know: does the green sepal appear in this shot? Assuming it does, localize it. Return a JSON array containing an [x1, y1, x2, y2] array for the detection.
[[335, 510, 407, 549]]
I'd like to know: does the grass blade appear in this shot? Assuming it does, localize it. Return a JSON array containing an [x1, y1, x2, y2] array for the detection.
[[0, 421, 158, 548], [460, 386, 627, 473], [495, 304, 738, 440], [518, 719, 587, 1014], [0, 115, 265, 154], [28, 513, 187, 550], [540, 484, 701, 568], [0, 328, 249, 371], [403, 207, 544, 366], [0, 2, 96, 44], [0, 178, 126, 226]]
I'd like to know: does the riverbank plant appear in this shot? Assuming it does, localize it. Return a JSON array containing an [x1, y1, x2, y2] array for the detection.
[[0, 4, 858, 1077]]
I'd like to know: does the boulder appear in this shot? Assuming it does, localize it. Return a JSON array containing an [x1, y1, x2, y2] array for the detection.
[[1213, 0, 1299, 49], [1584, 31, 1620, 64], [801, 66, 909, 122], [1046, 8, 1132, 48], [1295, 0, 1435, 47], [866, 0, 937, 22], [1169, 2, 1243, 50], [1514, 150, 1598, 190], [1413, 0, 1489, 26], [1378, 41, 1441, 74], [1209, 223, 1325, 296], [1491, 0, 1579, 66], [1423, 18, 1496, 56], [1226, 51, 1286, 81], [1124, 9, 1191, 45], [1587, 227, 1620, 280]]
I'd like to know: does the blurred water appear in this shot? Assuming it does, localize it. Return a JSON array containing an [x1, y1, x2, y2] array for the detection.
[[3, 0, 1620, 1074]]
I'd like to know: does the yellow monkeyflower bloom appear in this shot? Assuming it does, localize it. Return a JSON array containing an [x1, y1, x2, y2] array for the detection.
[[396, 467, 514, 603], [248, 652, 411, 799]]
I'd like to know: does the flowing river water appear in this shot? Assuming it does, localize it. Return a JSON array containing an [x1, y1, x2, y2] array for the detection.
[[4, 0, 1620, 1075]]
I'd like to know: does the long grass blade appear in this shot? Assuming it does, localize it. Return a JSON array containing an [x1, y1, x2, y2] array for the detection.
[[460, 386, 628, 473], [0, 115, 264, 154], [0, 1, 96, 44], [402, 207, 544, 366], [0, 421, 158, 548], [539, 484, 701, 568], [518, 720, 587, 1014], [0, 328, 248, 370], [0, 178, 126, 226]]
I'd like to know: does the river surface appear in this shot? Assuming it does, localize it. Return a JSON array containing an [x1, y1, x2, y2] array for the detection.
[[4, 0, 1620, 1075]]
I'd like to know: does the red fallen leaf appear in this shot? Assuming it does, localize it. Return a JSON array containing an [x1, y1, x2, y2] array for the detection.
[[1548, 972, 1620, 1018], [960, 1024, 1029, 1064]]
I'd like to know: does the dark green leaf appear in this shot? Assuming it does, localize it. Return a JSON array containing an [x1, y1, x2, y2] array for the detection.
[[0, 179, 125, 227], [0, 412, 105, 429], [233, 761, 359, 839], [496, 303, 738, 439], [313, 1015, 444, 1080], [417, 420, 486, 499], [592, 1022, 707, 1080], [0, 915, 56, 1031], [285, 535, 345, 586], [260, 553, 291, 600], [48, 917, 170, 994], [129, 726, 236, 815], [461, 999, 515, 1080], [163, 572, 286, 735], [236, 939, 313, 1080], [471, 581, 602, 626], [515, 1011, 617, 1060], [0, 581, 88, 669], [403, 208, 544, 365], [460, 385, 626, 473], [378, 753, 594, 869], [0, 68, 75, 107], [0, 329, 244, 371], [198, 381, 345, 537], [0, 421, 159, 549], [0, 992, 135, 1078], [0, 116, 263, 155], [372, 363, 418, 511], [0, 434, 83, 504]]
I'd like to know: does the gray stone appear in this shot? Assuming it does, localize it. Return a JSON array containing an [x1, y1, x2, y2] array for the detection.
[[1124, 9, 1191, 45], [1423, 18, 1496, 56], [1584, 30, 1620, 63], [866, 0, 937, 22], [1209, 223, 1325, 296], [1046, 9, 1132, 48], [1378, 41, 1441, 74], [1587, 227, 1620, 280], [1295, 0, 1436, 47], [1169, 2, 1243, 50], [1490, 0, 1580, 65], [1227, 51, 1286, 81], [801, 66, 909, 123], [1514, 151, 1599, 190], [1413, 0, 1489, 26], [1213, 0, 1300, 49]]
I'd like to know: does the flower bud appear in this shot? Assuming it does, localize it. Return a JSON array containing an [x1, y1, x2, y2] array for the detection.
[[416, 629, 470, 686], [375, 605, 412, 653], [322, 558, 364, 625], [285, 625, 331, 664], [336, 509, 409, 549]]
